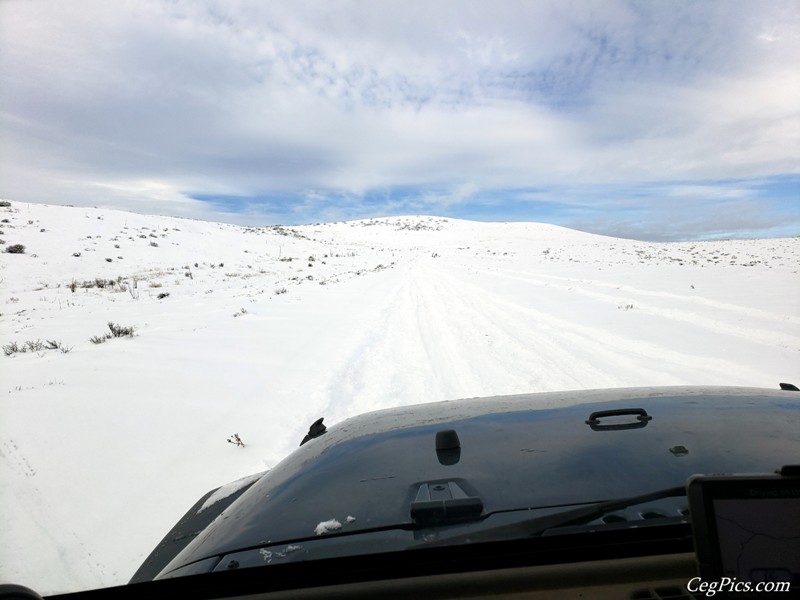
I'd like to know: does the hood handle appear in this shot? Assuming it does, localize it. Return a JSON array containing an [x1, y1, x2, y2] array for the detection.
[[585, 408, 652, 431]]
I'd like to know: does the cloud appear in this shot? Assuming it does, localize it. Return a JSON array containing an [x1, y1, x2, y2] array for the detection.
[[420, 182, 480, 210], [0, 0, 798, 238], [552, 179, 800, 241]]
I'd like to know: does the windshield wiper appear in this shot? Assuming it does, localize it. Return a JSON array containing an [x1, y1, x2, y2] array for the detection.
[[418, 485, 686, 548]]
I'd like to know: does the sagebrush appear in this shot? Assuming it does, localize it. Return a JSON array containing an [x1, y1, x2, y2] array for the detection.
[[90, 322, 135, 344], [4, 339, 72, 356]]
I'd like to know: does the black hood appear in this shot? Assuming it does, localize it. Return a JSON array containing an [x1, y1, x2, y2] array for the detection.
[[157, 386, 800, 577]]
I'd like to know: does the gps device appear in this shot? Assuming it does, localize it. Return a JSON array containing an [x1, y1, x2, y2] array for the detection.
[[687, 468, 800, 590]]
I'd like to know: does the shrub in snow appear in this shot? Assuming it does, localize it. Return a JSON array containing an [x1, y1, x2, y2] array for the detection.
[[4, 244, 25, 254], [0, 201, 10, 207], [274, 287, 287, 295], [45, 340, 72, 353], [73, 277, 127, 291], [149, 241, 159, 247], [227, 433, 245, 447], [157, 292, 170, 299], [107, 322, 134, 337], [4, 339, 71, 356], [90, 322, 135, 344]]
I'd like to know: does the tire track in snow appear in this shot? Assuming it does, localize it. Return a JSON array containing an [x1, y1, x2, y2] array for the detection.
[[455, 263, 800, 350], [314, 258, 484, 424], [426, 261, 772, 386], [0, 438, 110, 590], [405, 258, 552, 395], [1, 439, 37, 477], [419, 267, 611, 390], [322, 256, 672, 410], [539, 272, 800, 326], [282, 250, 791, 435], [418, 263, 686, 389]]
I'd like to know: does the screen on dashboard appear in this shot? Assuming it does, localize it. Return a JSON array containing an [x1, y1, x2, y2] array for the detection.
[[688, 473, 800, 587]]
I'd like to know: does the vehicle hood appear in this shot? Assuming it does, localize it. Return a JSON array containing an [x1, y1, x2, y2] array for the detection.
[[158, 386, 799, 576]]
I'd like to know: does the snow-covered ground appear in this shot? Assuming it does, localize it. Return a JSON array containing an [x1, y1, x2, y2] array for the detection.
[[1, 200, 798, 594]]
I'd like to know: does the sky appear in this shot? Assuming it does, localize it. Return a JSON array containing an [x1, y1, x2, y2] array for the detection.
[[0, 0, 798, 241]]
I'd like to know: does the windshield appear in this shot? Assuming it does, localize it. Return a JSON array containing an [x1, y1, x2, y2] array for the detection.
[[1, 1, 799, 596]]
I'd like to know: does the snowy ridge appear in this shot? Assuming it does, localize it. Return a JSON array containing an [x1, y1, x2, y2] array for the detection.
[[0, 200, 798, 594]]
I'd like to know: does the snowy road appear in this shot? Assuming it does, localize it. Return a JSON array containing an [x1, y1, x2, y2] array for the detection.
[[299, 251, 797, 440]]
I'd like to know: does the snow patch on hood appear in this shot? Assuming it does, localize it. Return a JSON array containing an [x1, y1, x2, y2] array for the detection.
[[197, 472, 264, 514], [314, 519, 342, 535]]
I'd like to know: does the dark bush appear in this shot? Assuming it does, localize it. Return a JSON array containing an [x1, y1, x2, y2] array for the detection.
[[4, 244, 25, 254], [107, 322, 135, 337], [90, 322, 135, 344]]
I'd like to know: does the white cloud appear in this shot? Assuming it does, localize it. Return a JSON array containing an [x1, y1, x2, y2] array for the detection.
[[420, 182, 480, 210], [0, 0, 798, 236]]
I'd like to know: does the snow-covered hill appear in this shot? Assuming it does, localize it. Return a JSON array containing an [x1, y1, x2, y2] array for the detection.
[[1, 200, 799, 594]]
